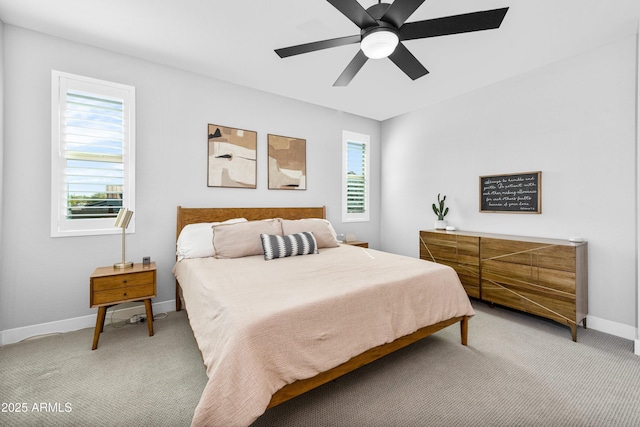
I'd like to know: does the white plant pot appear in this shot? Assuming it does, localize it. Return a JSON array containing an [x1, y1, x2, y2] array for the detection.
[[435, 220, 448, 230]]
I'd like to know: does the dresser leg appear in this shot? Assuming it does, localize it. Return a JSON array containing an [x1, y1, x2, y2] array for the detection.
[[570, 324, 577, 342], [92, 306, 107, 350], [144, 299, 154, 337]]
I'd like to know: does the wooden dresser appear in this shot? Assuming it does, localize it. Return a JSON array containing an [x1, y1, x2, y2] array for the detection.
[[420, 230, 588, 341]]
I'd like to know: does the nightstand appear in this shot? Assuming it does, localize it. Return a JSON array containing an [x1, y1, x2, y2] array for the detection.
[[90, 262, 157, 350], [342, 240, 368, 248]]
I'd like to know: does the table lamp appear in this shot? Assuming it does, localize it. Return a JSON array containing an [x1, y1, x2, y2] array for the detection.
[[114, 208, 134, 269]]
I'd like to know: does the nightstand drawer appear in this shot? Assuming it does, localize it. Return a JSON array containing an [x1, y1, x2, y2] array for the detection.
[[92, 283, 155, 306], [92, 271, 154, 291]]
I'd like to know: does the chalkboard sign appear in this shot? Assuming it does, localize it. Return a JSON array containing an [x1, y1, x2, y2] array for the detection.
[[480, 171, 541, 213]]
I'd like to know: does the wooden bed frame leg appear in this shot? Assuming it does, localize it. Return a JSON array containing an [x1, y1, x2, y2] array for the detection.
[[175, 280, 182, 312], [461, 316, 469, 346]]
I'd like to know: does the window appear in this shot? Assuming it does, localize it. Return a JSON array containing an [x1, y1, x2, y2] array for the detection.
[[342, 131, 370, 222], [51, 71, 135, 237]]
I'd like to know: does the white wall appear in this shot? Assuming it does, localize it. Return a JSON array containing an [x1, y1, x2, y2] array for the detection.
[[635, 27, 640, 355], [381, 35, 638, 337], [0, 25, 381, 339], [0, 19, 4, 333]]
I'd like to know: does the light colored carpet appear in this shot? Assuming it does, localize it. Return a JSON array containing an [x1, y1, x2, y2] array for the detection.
[[0, 310, 207, 426], [1, 302, 639, 427]]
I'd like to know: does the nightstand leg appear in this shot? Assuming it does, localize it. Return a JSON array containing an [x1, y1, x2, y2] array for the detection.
[[144, 299, 154, 337], [92, 306, 107, 350]]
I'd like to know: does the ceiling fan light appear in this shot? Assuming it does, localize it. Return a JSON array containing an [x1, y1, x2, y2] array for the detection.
[[361, 29, 399, 59]]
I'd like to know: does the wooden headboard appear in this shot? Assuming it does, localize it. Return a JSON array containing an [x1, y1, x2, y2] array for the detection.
[[174, 205, 326, 312], [176, 206, 327, 240]]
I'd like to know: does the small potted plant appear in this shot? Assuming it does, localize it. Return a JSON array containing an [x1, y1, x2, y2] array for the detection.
[[432, 193, 449, 229]]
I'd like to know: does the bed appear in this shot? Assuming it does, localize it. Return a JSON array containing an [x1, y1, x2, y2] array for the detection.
[[173, 206, 475, 427]]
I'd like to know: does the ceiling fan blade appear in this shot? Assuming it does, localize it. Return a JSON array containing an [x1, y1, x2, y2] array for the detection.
[[400, 7, 508, 41], [327, 0, 377, 29], [381, 0, 427, 28], [333, 50, 368, 87], [388, 43, 428, 80], [275, 35, 360, 58]]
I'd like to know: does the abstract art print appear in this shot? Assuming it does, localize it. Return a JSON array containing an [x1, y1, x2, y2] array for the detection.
[[267, 134, 306, 190], [208, 124, 257, 188]]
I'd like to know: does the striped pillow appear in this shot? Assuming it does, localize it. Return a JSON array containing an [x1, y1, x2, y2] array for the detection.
[[260, 232, 319, 260]]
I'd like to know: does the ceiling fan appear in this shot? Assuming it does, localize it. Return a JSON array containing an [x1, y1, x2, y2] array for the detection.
[[275, 0, 508, 86]]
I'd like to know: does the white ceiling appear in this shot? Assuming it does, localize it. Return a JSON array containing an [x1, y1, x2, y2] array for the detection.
[[0, 0, 639, 121]]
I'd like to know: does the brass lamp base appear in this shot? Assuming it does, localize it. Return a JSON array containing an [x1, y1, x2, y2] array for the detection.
[[114, 261, 134, 269]]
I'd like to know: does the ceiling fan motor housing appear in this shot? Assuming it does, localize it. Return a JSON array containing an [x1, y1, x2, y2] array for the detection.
[[366, 2, 393, 21], [360, 3, 399, 59], [361, 23, 399, 59]]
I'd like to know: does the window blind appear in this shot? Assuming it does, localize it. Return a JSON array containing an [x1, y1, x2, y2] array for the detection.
[[63, 90, 125, 220], [346, 141, 366, 214]]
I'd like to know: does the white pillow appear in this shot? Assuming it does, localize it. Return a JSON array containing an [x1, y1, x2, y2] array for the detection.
[[176, 218, 246, 260]]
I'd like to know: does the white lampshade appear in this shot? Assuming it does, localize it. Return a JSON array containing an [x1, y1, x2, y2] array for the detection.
[[114, 208, 133, 229], [114, 208, 134, 269], [361, 29, 399, 59]]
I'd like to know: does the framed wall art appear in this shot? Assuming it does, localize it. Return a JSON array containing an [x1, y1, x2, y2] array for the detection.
[[267, 134, 306, 190], [207, 124, 257, 188], [479, 171, 541, 213]]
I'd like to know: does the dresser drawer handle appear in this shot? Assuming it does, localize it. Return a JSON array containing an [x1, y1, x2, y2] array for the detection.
[[123, 279, 128, 284], [123, 292, 127, 297]]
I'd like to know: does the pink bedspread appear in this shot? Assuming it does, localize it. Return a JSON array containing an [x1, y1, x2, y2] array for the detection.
[[173, 245, 474, 427]]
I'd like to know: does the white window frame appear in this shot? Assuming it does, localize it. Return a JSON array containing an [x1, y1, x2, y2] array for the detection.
[[51, 71, 135, 237], [342, 130, 370, 223]]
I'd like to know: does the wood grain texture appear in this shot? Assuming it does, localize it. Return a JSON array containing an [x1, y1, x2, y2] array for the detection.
[[420, 229, 588, 341], [90, 264, 157, 307], [89, 262, 157, 349], [176, 206, 326, 240], [420, 231, 480, 298], [342, 240, 368, 248], [481, 236, 587, 341]]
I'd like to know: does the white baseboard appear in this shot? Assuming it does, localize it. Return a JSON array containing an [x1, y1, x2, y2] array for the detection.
[[0, 300, 176, 346], [635, 340, 640, 356], [586, 314, 637, 341], [1, 302, 636, 352]]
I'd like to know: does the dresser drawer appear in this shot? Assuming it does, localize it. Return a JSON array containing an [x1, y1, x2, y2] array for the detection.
[[482, 259, 576, 294], [421, 231, 480, 298], [420, 232, 479, 265], [92, 271, 154, 291], [481, 238, 576, 272], [92, 283, 155, 306]]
